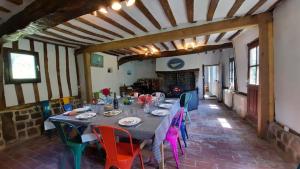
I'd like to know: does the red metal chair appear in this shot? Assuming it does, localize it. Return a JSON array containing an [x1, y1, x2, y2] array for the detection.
[[93, 126, 145, 169]]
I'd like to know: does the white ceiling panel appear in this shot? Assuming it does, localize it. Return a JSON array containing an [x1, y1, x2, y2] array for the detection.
[[154, 43, 166, 51], [47, 29, 98, 44], [174, 40, 184, 49], [27, 35, 79, 48], [129, 47, 144, 54], [103, 8, 145, 35], [56, 24, 109, 42], [35, 32, 86, 46], [82, 14, 132, 38], [68, 20, 117, 40], [222, 30, 238, 40], [213, 0, 235, 19], [194, 0, 210, 22], [254, 0, 278, 14], [0, 0, 34, 24], [168, 0, 188, 25], [164, 41, 176, 51], [196, 36, 205, 46], [208, 33, 220, 44], [235, 0, 259, 16], [141, 0, 172, 29]]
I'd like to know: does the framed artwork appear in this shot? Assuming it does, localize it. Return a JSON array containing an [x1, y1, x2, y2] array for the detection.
[[91, 53, 103, 67]]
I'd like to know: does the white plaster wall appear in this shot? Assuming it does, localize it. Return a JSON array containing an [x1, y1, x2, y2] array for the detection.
[[77, 54, 86, 101], [232, 27, 259, 93], [220, 49, 234, 88], [47, 44, 60, 99], [274, 0, 300, 133]]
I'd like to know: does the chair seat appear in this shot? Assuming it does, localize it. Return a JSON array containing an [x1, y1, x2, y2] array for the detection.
[[116, 142, 141, 161], [44, 118, 55, 131]]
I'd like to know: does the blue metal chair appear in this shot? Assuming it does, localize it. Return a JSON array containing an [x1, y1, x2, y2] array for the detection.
[[179, 92, 192, 147], [63, 103, 73, 112]]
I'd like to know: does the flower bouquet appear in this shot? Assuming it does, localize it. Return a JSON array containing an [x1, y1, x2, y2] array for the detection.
[[101, 88, 112, 104], [137, 94, 152, 106]]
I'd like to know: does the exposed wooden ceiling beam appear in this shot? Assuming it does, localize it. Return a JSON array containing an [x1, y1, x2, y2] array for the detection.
[[268, 0, 284, 12], [118, 9, 148, 32], [181, 39, 185, 48], [186, 0, 194, 23], [228, 29, 243, 41], [43, 31, 91, 45], [0, 6, 10, 13], [76, 18, 123, 38], [51, 27, 103, 43], [6, 0, 23, 5], [80, 12, 272, 53], [95, 11, 135, 35], [135, 0, 161, 29], [29, 34, 81, 47], [152, 44, 161, 51], [0, 0, 108, 42], [102, 51, 120, 56], [118, 43, 233, 65], [215, 0, 245, 43], [159, 0, 177, 27], [171, 41, 178, 50], [205, 0, 219, 44], [63, 22, 113, 41], [110, 50, 127, 55], [160, 42, 169, 50]]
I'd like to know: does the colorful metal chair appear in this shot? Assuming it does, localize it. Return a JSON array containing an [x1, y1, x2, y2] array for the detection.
[[93, 126, 145, 169], [52, 120, 88, 169], [180, 92, 192, 123], [40, 100, 56, 137], [63, 103, 73, 112], [165, 107, 185, 169], [179, 92, 192, 147]]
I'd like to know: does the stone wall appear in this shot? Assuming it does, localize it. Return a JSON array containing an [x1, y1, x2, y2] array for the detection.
[[268, 122, 300, 163]]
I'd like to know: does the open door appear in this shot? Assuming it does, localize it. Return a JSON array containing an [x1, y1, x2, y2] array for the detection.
[[202, 64, 220, 100], [247, 39, 259, 123]]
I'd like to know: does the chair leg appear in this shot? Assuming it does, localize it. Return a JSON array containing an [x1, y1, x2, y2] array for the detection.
[[186, 111, 192, 123], [138, 152, 145, 169], [180, 125, 187, 147], [185, 126, 189, 139], [70, 146, 83, 169], [177, 137, 184, 155]]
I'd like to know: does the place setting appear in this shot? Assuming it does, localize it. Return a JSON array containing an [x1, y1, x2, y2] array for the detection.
[[118, 117, 143, 127]]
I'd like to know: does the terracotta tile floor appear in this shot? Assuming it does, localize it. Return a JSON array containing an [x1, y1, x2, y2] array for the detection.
[[0, 100, 297, 169]]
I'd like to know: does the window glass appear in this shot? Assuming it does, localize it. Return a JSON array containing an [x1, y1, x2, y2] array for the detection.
[[11, 53, 37, 79], [250, 48, 257, 66], [249, 67, 257, 85]]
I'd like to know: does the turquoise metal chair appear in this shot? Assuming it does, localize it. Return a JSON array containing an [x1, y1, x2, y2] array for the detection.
[[179, 92, 192, 147], [180, 92, 192, 123], [52, 120, 88, 169]]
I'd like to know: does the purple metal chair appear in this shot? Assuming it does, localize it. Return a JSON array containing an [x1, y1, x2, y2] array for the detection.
[[164, 107, 185, 169]]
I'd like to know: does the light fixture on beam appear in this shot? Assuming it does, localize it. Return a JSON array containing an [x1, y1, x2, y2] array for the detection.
[[184, 42, 196, 51], [99, 7, 108, 14], [112, 1, 122, 11], [126, 0, 135, 6]]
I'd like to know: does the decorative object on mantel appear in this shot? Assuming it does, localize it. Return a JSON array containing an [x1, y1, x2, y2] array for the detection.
[[167, 58, 185, 70], [91, 53, 103, 67]]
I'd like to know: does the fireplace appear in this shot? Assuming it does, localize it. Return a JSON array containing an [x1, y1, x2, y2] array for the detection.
[[157, 69, 198, 98]]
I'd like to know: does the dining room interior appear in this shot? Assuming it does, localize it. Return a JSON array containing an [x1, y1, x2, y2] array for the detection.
[[0, 0, 300, 169]]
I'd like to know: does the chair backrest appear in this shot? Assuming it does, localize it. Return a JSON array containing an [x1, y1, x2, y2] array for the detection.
[[52, 120, 83, 144], [62, 97, 71, 104], [93, 126, 134, 162], [63, 103, 73, 112], [40, 100, 51, 120], [171, 107, 184, 129], [180, 92, 192, 109]]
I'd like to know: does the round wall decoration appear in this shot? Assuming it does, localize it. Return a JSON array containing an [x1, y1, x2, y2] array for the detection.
[[167, 58, 185, 70]]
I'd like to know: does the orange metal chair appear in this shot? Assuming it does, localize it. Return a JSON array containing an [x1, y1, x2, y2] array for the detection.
[[93, 126, 145, 169]]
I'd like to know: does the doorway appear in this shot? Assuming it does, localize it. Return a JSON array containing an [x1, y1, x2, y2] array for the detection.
[[202, 64, 221, 100]]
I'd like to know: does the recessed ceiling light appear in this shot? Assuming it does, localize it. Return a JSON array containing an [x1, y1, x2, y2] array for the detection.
[[99, 7, 108, 14], [112, 1, 122, 11], [126, 0, 135, 6]]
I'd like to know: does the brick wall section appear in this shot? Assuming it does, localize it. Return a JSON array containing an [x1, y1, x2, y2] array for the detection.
[[268, 122, 300, 163]]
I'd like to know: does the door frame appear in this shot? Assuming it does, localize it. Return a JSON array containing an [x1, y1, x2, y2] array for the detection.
[[202, 64, 219, 100]]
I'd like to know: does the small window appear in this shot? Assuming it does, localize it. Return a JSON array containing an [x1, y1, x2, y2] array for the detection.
[[3, 48, 41, 84], [248, 39, 259, 85], [229, 57, 236, 89]]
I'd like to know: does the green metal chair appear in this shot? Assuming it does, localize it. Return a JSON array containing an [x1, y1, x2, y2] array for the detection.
[[180, 92, 193, 123], [52, 120, 88, 169]]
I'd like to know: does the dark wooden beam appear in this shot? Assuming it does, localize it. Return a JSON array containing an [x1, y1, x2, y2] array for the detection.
[[74, 52, 81, 98], [81, 12, 272, 53], [95, 11, 136, 35], [28, 35, 80, 47], [76, 18, 123, 38], [63, 22, 113, 41], [43, 31, 91, 45], [160, 42, 169, 50], [247, 0, 267, 15], [52, 27, 103, 43], [228, 29, 243, 41], [55, 45, 63, 98], [268, 0, 284, 12], [159, 0, 177, 26], [181, 39, 185, 48], [0, 6, 10, 13], [171, 41, 178, 50], [65, 46, 72, 96], [0, 44, 6, 110], [6, 0, 23, 5], [215, 32, 225, 43], [186, 0, 194, 23], [118, 43, 233, 65], [118, 9, 148, 32], [102, 51, 119, 56], [205, 0, 219, 44], [135, 0, 161, 29], [0, 0, 108, 42]]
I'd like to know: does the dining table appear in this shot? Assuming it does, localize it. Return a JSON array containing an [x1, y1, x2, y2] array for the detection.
[[49, 98, 180, 169]]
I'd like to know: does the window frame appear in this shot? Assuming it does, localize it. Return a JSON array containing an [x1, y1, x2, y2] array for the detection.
[[247, 39, 259, 85], [3, 48, 41, 84], [229, 57, 236, 90]]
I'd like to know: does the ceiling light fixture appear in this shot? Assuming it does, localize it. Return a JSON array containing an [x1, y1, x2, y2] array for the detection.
[[126, 0, 136, 6], [112, 1, 122, 11], [99, 7, 108, 14]]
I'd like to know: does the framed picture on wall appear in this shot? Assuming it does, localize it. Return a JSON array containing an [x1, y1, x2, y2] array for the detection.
[[91, 53, 103, 67]]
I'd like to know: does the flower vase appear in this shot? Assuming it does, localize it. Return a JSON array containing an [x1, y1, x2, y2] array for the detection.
[[143, 103, 151, 113]]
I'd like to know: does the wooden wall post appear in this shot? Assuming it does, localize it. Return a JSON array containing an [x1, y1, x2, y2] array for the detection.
[[0, 44, 6, 110], [83, 52, 92, 103], [258, 17, 274, 138]]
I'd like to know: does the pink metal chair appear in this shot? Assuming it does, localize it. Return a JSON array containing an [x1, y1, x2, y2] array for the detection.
[[165, 107, 185, 169]]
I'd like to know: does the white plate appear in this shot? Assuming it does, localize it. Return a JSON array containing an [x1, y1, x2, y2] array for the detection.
[[151, 109, 170, 116], [103, 110, 122, 117], [118, 117, 141, 126], [74, 107, 90, 112], [75, 112, 96, 119], [165, 99, 176, 103], [158, 103, 172, 109]]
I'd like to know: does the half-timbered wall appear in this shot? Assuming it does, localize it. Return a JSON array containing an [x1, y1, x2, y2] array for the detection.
[[0, 39, 79, 109]]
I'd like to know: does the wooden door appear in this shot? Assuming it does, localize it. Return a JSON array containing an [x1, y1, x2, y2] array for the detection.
[[247, 85, 258, 123]]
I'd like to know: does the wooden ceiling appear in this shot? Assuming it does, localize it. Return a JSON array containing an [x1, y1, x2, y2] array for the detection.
[[4, 0, 281, 56], [0, 0, 33, 23]]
